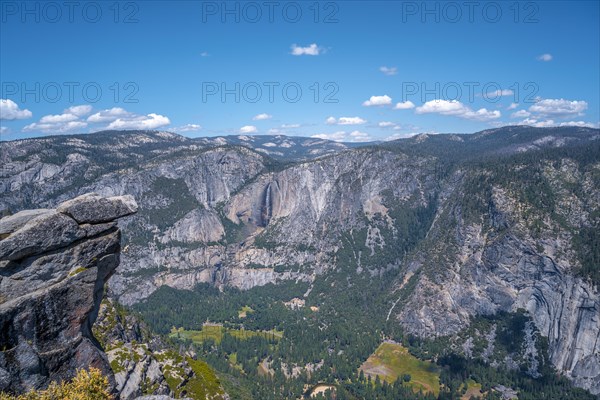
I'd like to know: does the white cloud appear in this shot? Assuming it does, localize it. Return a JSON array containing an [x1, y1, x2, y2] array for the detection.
[[66, 105, 92, 117], [311, 130, 372, 143], [378, 122, 419, 132], [107, 113, 170, 130], [349, 130, 372, 142], [415, 99, 501, 121], [311, 131, 347, 141], [507, 103, 519, 110], [326, 116, 367, 125], [416, 99, 472, 115], [384, 132, 416, 141], [486, 89, 513, 97], [518, 118, 598, 128], [0, 126, 8, 134], [87, 107, 132, 123], [39, 113, 79, 124], [362, 95, 392, 107], [394, 101, 415, 110], [521, 118, 558, 128], [379, 66, 397, 76], [557, 121, 598, 128], [537, 53, 553, 62], [511, 110, 531, 118], [253, 113, 272, 121], [267, 124, 300, 134], [290, 43, 321, 56], [466, 108, 502, 121], [0, 99, 32, 120], [239, 125, 258, 134], [528, 98, 587, 117], [200, 51, 210, 57], [384, 133, 403, 141], [33, 105, 92, 125], [22, 104, 94, 133], [84, 107, 171, 131], [338, 117, 367, 125], [21, 105, 172, 134], [172, 124, 202, 132], [23, 120, 87, 133], [392, 123, 420, 132]]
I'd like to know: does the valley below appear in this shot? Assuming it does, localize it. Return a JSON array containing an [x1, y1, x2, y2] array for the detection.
[[1, 126, 599, 399]]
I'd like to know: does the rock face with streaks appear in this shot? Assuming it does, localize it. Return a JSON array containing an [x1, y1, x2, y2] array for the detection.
[[0, 193, 137, 394], [394, 162, 600, 394]]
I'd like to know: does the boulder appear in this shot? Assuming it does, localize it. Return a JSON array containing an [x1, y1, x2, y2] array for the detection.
[[57, 193, 138, 224]]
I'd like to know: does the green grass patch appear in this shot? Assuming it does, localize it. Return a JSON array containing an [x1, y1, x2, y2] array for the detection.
[[181, 357, 224, 398], [228, 353, 244, 372], [170, 325, 282, 345], [461, 379, 483, 400], [238, 306, 254, 318], [359, 342, 440, 396]]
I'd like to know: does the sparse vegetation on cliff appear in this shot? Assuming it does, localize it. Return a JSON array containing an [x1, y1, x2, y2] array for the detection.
[[0, 368, 112, 400]]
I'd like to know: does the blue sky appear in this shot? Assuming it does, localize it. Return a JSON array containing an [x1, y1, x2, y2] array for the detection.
[[1, 0, 599, 142]]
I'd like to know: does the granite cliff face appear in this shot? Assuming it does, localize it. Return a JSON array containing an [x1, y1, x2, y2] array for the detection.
[[1, 127, 599, 394], [0, 193, 137, 394], [395, 163, 600, 394]]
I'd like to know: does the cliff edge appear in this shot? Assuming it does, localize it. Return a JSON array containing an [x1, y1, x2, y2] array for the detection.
[[0, 193, 137, 394]]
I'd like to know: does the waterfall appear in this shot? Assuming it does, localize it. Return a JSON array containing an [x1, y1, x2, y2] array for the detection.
[[261, 182, 272, 226]]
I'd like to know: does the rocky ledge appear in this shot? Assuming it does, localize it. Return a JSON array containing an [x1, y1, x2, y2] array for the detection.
[[0, 193, 137, 394]]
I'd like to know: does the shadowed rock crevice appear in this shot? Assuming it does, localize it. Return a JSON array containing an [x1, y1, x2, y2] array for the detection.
[[0, 193, 137, 394]]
